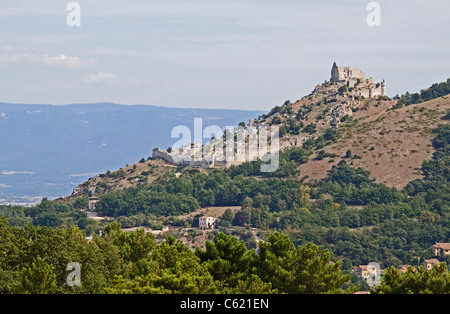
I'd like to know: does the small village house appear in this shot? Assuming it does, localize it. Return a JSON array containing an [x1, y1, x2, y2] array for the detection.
[[431, 243, 450, 256], [199, 216, 218, 230], [356, 265, 384, 281], [88, 196, 99, 211], [356, 265, 371, 280], [423, 259, 441, 270]]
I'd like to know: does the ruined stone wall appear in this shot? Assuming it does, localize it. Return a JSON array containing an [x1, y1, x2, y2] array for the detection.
[[371, 86, 383, 97], [339, 67, 365, 81], [152, 148, 175, 164], [331, 62, 366, 82], [358, 88, 371, 98], [357, 85, 385, 98]]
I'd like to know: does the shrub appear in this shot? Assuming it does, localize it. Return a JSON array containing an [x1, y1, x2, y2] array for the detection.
[[338, 86, 348, 93]]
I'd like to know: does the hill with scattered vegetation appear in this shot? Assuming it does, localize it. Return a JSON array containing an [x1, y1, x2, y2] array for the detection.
[[1, 77, 449, 294]]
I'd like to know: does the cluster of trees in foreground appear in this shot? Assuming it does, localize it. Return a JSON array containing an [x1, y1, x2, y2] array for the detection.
[[1, 216, 449, 294]]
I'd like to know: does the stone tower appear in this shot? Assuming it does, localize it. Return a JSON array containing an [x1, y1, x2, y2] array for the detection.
[[331, 62, 340, 82], [381, 80, 386, 96]]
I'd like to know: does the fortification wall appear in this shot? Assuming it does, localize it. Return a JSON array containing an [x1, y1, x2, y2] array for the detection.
[[152, 148, 175, 164], [357, 85, 385, 98], [338, 67, 365, 81], [358, 89, 371, 98]]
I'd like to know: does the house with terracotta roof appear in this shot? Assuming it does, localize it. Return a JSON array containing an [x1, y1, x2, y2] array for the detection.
[[356, 265, 384, 281], [398, 265, 410, 274], [356, 265, 371, 280], [423, 259, 441, 270], [431, 243, 450, 256]]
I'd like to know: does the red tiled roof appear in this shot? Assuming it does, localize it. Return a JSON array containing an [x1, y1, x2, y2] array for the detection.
[[399, 265, 410, 273], [433, 243, 450, 250], [358, 265, 368, 271], [424, 259, 440, 265]]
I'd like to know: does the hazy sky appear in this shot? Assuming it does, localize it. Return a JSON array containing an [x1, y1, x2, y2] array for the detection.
[[0, 0, 449, 111]]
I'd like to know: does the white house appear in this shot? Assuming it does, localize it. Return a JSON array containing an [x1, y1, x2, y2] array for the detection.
[[199, 216, 218, 230]]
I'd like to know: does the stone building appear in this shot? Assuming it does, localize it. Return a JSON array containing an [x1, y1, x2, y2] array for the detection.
[[331, 62, 366, 83], [423, 259, 441, 270], [356, 265, 371, 280], [356, 80, 386, 98], [88, 196, 99, 211], [431, 243, 450, 256], [199, 216, 218, 230], [330, 62, 386, 98]]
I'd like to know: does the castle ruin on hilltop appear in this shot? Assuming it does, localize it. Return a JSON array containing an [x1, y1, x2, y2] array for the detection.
[[331, 62, 386, 98], [152, 62, 388, 169]]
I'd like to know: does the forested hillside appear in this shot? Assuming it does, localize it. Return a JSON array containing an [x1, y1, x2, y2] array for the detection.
[[2, 115, 448, 272], [0, 80, 449, 294], [90, 123, 450, 269]]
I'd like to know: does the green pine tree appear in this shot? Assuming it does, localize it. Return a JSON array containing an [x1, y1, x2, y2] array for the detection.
[[20, 257, 57, 294]]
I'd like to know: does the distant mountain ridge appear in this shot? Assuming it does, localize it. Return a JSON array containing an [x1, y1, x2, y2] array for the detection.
[[0, 102, 264, 203]]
